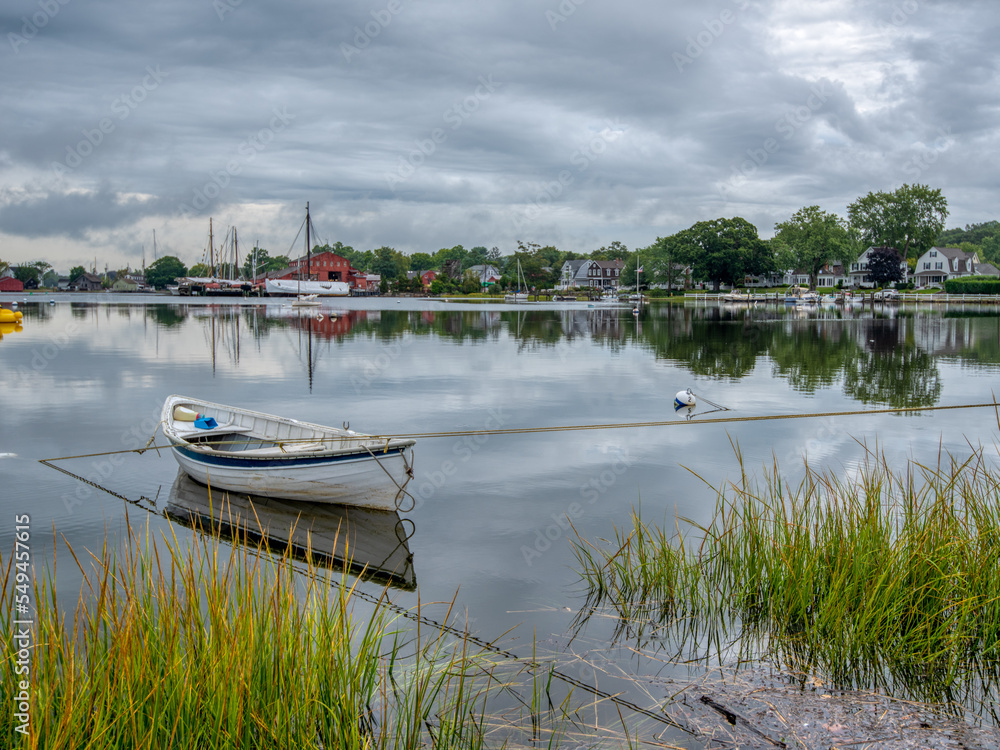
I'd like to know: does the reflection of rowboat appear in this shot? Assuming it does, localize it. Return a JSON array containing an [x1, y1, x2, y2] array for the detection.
[[161, 395, 416, 509], [165, 472, 417, 590]]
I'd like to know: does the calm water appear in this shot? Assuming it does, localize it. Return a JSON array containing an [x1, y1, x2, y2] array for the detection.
[[3, 294, 1000, 737]]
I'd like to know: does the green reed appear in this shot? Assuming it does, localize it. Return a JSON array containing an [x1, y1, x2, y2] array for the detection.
[[574, 444, 1000, 709], [0, 519, 502, 749]]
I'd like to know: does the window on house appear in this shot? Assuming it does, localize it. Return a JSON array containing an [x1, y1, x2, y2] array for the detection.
[[930, 251, 937, 257], [935, 262, 942, 270]]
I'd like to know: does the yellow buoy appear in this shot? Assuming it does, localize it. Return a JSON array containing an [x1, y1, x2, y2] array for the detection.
[[0, 309, 22, 323]]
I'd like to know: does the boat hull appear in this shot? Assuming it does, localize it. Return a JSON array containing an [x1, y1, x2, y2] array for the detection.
[[266, 279, 350, 296], [168, 440, 414, 509]]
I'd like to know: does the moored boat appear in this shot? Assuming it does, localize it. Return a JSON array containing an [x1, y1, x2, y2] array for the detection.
[[266, 278, 351, 296], [161, 395, 415, 509], [721, 289, 753, 303]]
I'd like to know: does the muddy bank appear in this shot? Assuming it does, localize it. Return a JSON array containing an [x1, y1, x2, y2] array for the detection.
[[652, 667, 1000, 749]]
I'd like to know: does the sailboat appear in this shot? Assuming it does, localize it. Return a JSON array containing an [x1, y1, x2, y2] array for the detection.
[[265, 203, 351, 297], [504, 258, 529, 303]]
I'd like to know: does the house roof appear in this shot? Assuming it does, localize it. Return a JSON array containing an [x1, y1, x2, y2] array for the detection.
[[929, 246, 974, 260], [976, 262, 1000, 276], [592, 259, 625, 269]]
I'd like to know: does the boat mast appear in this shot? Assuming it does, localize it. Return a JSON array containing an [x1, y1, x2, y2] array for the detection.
[[233, 226, 239, 281], [305, 202, 311, 282], [209, 218, 215, 278]]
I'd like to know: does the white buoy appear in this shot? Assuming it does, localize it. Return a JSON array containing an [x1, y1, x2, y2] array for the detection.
[[674, 389, 696, 411]]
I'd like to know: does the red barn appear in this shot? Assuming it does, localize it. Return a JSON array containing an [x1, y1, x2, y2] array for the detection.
[[277, 251, 353, 282], [0, 277, 24, 292]]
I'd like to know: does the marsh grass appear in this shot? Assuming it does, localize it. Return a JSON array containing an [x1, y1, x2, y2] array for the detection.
[[573, 443, 1000, 715], [0, 517, 511, 749]]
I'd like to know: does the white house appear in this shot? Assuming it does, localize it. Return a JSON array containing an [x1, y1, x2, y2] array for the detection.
[[847, 247, 908, 288], [466, 264, 502, 285], [781, 263, 846, 288], [912, 246, 982, 287]]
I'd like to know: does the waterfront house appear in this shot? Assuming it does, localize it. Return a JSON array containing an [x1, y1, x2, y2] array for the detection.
[[466, 264, 502, 286], [558, 259, 625, 290], [782, 264, 846, 288], [847, 248, 909, 288], [0, 276, 24, 292], [913, 246, 983, 287], [71, 273, 103, 291], [111, 272, 147, 292]]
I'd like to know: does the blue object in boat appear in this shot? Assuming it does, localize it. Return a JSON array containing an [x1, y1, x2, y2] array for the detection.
[[194, 416, 218, 429]]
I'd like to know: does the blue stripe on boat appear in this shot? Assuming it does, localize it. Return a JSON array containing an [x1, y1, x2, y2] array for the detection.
[[173, 444, 405, 469]]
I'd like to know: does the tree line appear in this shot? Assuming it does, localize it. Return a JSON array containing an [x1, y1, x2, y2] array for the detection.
[[9, 183, 1000, 292]]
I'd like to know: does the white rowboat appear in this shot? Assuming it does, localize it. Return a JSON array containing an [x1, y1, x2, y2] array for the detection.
[[161, 395, 415, 509]]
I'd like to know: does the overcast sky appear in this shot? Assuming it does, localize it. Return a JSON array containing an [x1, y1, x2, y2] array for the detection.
[[2, 0, 998, 271]]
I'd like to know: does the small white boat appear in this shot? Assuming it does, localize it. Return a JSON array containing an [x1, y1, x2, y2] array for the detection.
[[797, 291, 820, 305], [161, 395, 415, 509], [784, 285, 807, 304], [504, 292, 528, 302], [291, 294, 321, 307]]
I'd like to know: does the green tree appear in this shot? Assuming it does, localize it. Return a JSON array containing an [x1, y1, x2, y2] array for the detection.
[[677, 217, 768, 292], [432, 245, 468, 269], [371, 246, 408, 280], [69, 265, 86, 281], [14, 265, 40, 286], [146, 256, 188, 289], [510, 241, 558, 289], [980, 235, 1000, 266], [773, 206, 855, 289], [408, 252, 435, 272], [464, 246, 488, 269], [242, 246, 270, 278], [638, 235, 688, 290], [590, 240, 628, 260], [847, 184, 948, 259], [937, 220, 1000, 247], [866, 246, 904, 287], [189, 263, 211, 277]]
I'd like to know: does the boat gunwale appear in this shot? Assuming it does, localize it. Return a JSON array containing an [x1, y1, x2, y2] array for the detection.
[[161, 395, 416, 460]]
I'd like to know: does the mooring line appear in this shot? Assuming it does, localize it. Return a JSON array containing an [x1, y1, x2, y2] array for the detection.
[[35, 401, 1000, 466], [378, 401, 1000, 440]]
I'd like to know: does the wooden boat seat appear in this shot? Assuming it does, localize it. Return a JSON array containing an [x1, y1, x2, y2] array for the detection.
[[174, 422, 255, 438], [235, 442, 329, 456]]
